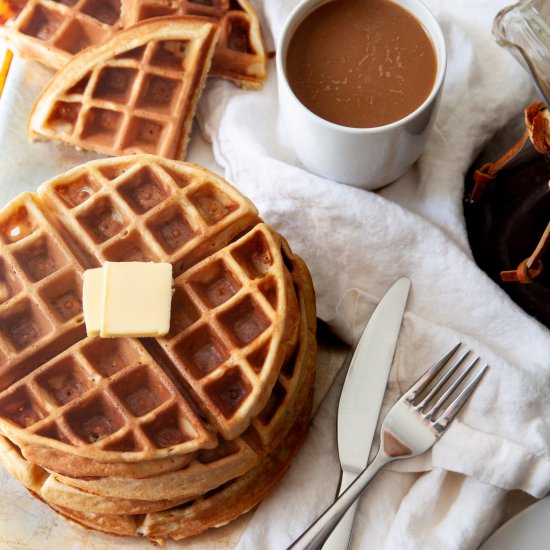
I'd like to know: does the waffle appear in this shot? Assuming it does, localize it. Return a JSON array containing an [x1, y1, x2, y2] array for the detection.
[[11, 224, 300, 473], [0, 437, 195, 514], [0, 0, 122, 69], [122, 0, 267, 89], [0, 245, 315, 540], [4, 394, 311, 540], [27, 17, 219, 158], [46, 249, 314, 505], [47, 435, 260, 505], [0, 192, 87, 389], [0, 0, 266, 90], [22, 443, 198, 478], [0, 156, 301, 474], [20, 239, 308, 492], [37, 155, 260, 273]]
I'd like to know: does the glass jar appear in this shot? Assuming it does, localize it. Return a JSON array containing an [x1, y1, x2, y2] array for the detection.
[[493, 0, 550, 103]]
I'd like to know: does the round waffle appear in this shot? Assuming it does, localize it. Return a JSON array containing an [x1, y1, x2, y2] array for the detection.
[[0, 156, 302, 472], [46, 248, 314, 506], [53, 395, 312, 542], [0, 244, 316, 541]]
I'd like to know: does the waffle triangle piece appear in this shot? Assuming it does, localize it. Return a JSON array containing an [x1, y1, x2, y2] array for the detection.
[[0, 0, 122, 70], [27, 17, 219, 158], [121, 0, 267, 89]]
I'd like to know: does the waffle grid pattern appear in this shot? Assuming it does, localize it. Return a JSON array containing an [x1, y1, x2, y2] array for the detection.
[[0, 193, 86, 392], [247, 242, 316, 450], [1, 222, 296, 458], [30, 18, 218, 158], [0, 157, 304, 469], [124, 0, 267, 88], [38, 157, 258, 276], [0, 336, 217, 461], [0, 209, 317, 541], [1, 0, 266, 89], [53, 248, 315, 539], [11, 0, 120, 58], [160, 224, 296, 439], [43, 245, 314, 504], [21, 248, 310, 492]]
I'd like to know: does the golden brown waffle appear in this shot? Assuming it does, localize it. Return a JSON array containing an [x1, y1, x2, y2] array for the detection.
[[42, 477, 194, 515], [22, 443, 197, 478], [0, 336, 219, 464], [0, 0, 122, 69], [27, 17, 219, 158], [0, 156, 301, 475], [0, 436, 195, 514], [122, 0, 267, 89], [59, 398, 311, 542], [49, 436, 260, 502], [45, 251, 314, 504], [0, 247, 316, 540], [18, 235, 306, 485], [0, 0, 266, 90], [7, 394, 310, 540], [143, 395, 312, 543], [37, 155, 260, 273], [155, 224, 300, 440]]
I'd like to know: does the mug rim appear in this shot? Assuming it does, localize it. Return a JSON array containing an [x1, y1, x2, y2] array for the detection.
[[276, 0, 447, 135]]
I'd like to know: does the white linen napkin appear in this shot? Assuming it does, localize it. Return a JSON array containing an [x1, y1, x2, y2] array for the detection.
[[194, 0, 550, 548]]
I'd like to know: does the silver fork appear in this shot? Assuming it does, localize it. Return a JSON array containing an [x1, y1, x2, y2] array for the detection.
[[289, 343, 488, 550]]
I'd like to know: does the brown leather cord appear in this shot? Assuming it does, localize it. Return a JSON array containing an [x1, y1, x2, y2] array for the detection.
[[468, 102, 550, 202], [525, 101, 550, 154], [501, 221, 550, 283], [469, 128, 530, 202], [470, 102, 550, 284]]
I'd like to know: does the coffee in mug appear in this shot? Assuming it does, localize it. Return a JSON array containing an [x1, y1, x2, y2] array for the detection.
[[276, 0, 446, 188], [285, 0, 438, 129]]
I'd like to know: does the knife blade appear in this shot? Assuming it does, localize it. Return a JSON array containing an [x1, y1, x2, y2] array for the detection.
[[322, 277, 410, 550]]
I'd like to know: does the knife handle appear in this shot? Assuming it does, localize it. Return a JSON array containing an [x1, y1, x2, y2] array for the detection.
[[319, 499, 358, 550]]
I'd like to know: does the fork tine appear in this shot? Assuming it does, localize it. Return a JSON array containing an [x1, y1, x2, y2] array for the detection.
[[405, 342, 461, 403], [424, 356, 479, 419], [432, 364, 489, 433], [417, 350, 470, 411]]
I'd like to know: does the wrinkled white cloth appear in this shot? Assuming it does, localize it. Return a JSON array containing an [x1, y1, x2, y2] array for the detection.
[[194, 0, 550, 548]]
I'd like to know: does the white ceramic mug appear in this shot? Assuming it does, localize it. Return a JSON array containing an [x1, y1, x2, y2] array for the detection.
[[276, 0, 447, 189]]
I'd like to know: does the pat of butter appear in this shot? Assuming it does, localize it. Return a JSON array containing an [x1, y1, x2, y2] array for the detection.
[[100, 262, 173, 338], [82, 268, 103, 336]]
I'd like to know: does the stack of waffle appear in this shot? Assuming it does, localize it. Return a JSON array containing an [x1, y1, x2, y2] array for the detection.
[[0, 154, 316, 542], [0, 1, 267, 158]]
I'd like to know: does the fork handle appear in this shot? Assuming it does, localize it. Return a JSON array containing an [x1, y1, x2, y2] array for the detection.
[[288, 453, 391, 550], [321, 469, 360, 550]]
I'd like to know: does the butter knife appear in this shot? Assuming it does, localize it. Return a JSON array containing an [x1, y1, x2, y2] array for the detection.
[[322, 277, 410, 550]]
